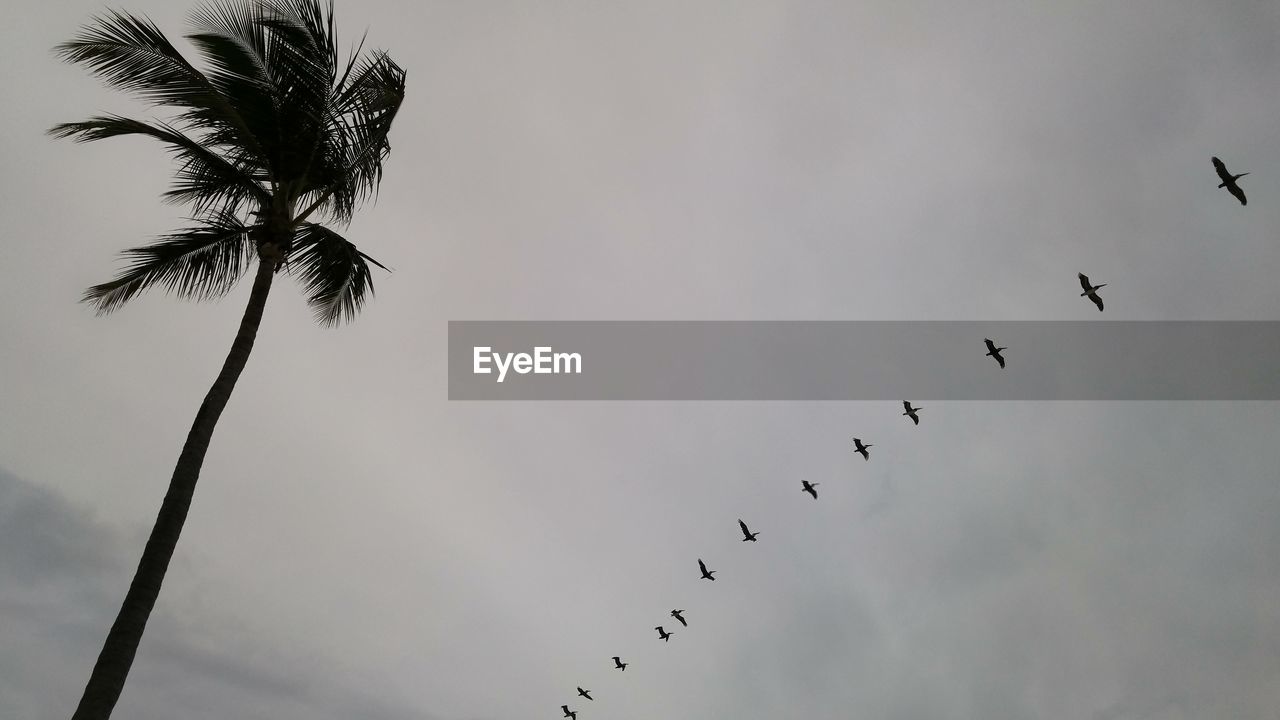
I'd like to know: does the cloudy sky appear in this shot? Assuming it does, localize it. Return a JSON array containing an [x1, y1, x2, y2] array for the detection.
[[3, 1, 1280, 718]]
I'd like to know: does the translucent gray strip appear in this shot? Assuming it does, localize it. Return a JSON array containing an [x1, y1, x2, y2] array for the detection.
[[447, 321, 1280, 400]]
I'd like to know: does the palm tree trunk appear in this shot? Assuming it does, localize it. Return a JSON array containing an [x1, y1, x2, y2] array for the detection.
[[72, 256, 278, 720]]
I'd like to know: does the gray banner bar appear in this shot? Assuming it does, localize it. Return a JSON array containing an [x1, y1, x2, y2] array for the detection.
[[447, 321, 1280, 400]]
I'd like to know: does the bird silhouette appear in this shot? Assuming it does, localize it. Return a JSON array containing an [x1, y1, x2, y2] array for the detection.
[[577, 687, 593, 701], [698, 558, 717, 581], [612, 656, 627, 671], [851, 437, 873, 460], [671, 609, 687, 627], [1213, 156, 1249, 205], [801, 480, 819, 499], [1078, 273, 1106, 312], [984, 338, 1007, 368], [561, 705, 577, 720], [655, 626, 673, 642], [738, 519, 760, 542], [902, 401, 922, 425]]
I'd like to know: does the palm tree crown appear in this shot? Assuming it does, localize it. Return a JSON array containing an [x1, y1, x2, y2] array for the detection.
[[52, 0, 405, 323]]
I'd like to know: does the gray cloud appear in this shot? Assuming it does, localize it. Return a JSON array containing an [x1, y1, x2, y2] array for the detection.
[[0, 468, 439, 720]]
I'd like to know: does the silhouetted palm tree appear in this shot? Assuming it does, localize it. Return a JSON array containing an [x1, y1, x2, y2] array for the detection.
[[51, 2, 405, 717]]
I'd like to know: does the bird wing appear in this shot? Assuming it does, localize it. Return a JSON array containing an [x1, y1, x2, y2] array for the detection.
[[1078, 273, 1091, 291], [997, 355, 1006, 368], [739, 519, 748, 533], [903, 400, 911, 411], [698, 559, 708, 573], [1213, 156, 1230, 182], [1228, 183, 1247, 205], [1090, 293, 1104, 311], [985, 338, 996, 352]]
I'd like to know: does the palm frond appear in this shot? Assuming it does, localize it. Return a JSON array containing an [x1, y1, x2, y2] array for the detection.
[[187, 1, 292, 177], [287, 222, 387, 325], [54, 10, 211, 106], [260, 0, 335, 82], [266, 0, 337, 75], [188, 0, 338, 187], [188, 0, 271, 77], [83, 211, 256, 314], [334, 49, 405, 176], [298, 49, 405, 223], [165, 146, 266, 213], [56, 9, 271, 166], [49, 114, 270, 214], [184, 28, 272, 101]]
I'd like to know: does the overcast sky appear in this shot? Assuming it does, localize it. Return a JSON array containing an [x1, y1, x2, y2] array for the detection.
[[2, 1, 1280, 718]]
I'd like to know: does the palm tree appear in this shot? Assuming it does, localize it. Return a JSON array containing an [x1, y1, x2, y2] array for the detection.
[[50, 2, 405, 717]]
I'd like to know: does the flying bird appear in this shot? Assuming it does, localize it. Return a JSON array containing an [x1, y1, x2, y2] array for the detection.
[[612, 656, 628, 671], [656, 626, 673, 642], [561, 705, 577, 720], [1212, 156, 1249, 205], [984, 338, 1007, 368], [801, 480, 819, 499], [851, 437, 872, 460], [698, 558, 717, 581], [738, 519, 760, 542], [577, 687, 593, 701], [1078, 273, 1106, 312], [902, 401, 922, 425], [671, 609, 687, 627]]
